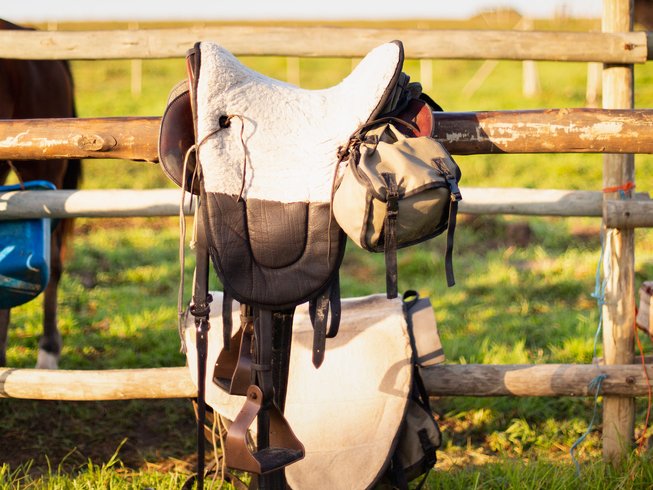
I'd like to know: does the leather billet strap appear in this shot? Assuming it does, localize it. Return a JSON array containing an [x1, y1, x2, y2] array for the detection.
[[185, 43, 212, 489], [271, 309, 295, 412], [188, 209, 212, 490]]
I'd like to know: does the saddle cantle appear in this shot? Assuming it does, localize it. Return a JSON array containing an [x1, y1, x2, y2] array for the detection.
[[159, 40, 408, 481]]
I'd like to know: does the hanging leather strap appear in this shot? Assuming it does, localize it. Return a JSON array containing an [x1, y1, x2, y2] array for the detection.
[[272, 309, 295, 411], [222, 291, 233, 351], [382, 172, 400, 299], [212, 304, 254, 396], [443, 171, 462, 288], [308, 275, 341, 368], [444, 198, 459, 287], [189, 208, 212, 490], [326, 273, 341, 338]]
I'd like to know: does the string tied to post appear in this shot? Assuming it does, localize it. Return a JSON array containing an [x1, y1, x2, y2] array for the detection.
[[569, 373, 608, 478]]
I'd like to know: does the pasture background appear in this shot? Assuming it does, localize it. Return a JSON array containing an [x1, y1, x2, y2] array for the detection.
[[3, 14, 653, 488]]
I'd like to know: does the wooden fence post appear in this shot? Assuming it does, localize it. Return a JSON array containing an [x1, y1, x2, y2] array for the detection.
[[602, 0, 636, 464], [587, 62, 603, 107], [129, 22, 142, 97], [286, 56, 300, 86], [521, 18, 540, 97]]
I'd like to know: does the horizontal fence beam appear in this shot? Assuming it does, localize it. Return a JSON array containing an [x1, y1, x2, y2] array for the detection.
[[0, 27, 646, 62], [0, 117, 160, 162], [434, 109, 653, 155], [462, 187, 603, 217], [0, 189, 193, 219], [604, 200, 653, 228], [423, 363, 653, 397], [2, 363, 652, 400], [0, 187, 634, 220], [2, 109, 653, 163], [0, 367, 196, 400]]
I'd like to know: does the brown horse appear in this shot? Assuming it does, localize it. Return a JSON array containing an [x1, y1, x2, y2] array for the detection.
[[0, 18, 81, 368]]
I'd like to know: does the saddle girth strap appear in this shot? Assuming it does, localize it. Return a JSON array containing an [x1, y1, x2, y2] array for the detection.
[[271, 309, 295, 412]]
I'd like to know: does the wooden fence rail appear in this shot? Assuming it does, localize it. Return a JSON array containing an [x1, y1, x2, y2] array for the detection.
[[0, 27, 647, 62], [5, 188, 653, 229], [0, 187, 613, 220], [2, 109, 653, 163], [2, 363, 652, 400]]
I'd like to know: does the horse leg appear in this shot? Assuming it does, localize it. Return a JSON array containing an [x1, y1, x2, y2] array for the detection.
[[0, 309, 9, 366], [36, 226, 63, 369]]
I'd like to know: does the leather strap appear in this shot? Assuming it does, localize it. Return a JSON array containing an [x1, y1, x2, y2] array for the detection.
[[189, 209, 212, 490], [222, 291, 233, 351], [444, 199, 459, 287], [212, 307, 254, 396], [308, 277, 342, 368], [326, 273, 341, 338], [382, 172, 399, 299], [186, 46, 211, 487], [272, 309, 295, 412], [443, 171, 461, 288], [309, 292, 328, 368]]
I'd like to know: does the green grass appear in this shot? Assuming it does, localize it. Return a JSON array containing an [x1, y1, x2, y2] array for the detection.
[[3, 18, 653, 488]]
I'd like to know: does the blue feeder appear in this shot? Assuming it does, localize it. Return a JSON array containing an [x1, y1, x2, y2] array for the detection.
[[0, 180, 56, 309]]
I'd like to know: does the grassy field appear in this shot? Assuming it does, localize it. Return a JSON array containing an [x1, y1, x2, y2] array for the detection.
[[3, 17, 653, 488]]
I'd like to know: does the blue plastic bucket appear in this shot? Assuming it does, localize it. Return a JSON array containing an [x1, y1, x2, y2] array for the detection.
[[0, 180, 56, 309]]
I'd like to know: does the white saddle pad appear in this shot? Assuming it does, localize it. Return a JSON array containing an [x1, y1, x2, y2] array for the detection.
[[185, 292, 414, 489], [195, 41, 403, 203]]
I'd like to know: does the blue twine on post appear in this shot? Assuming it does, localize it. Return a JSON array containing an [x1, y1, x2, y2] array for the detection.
[[590, 228, 609, 362], [570, 227, 611, 477], [569, 373, 608, 477]]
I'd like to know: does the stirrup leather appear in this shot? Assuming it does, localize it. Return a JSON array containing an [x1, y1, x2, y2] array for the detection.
[[225, 384, 305, 474], [213, 304, 254, 396]]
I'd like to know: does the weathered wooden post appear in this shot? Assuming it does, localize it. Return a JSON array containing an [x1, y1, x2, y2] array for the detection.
[[601, 0, 636, 464]]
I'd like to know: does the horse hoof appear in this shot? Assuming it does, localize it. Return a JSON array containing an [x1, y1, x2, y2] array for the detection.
[[36, 349, 59, 369]]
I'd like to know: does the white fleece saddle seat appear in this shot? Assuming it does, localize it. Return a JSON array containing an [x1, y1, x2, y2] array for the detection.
[[195, 40, 404, 203]]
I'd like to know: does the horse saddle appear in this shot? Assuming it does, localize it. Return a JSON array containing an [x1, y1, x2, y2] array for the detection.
[[159, 40, 415, 478]]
